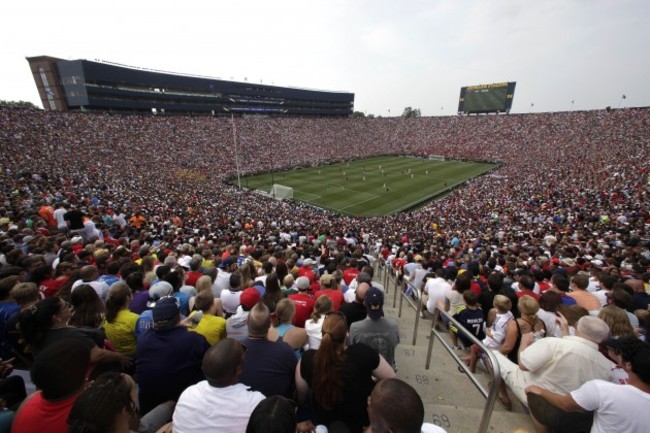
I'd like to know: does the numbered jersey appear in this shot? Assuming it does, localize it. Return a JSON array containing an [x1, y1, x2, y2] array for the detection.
[[454, 307, 485, 348]]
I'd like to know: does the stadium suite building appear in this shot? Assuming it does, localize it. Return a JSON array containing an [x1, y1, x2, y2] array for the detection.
[[26, 56, 354, 116]]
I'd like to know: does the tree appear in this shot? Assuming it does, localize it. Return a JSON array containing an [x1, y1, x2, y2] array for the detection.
[[401, 107, 421, 118], [0, 100, 39, 109], [351, 111, 375, 119]]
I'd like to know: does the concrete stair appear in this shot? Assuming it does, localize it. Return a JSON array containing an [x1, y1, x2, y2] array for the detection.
[[381, 294, 535, 433]]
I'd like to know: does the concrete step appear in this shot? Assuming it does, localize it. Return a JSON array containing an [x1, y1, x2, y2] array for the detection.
[[382, 296, 535, 432]]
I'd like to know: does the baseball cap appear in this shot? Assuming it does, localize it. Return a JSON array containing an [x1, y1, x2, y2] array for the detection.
[[320, 273, 334, 287], [364, 286, 385, 320], [152, 296, 180, 322], [296, 276, 311, 291], [240, 288, 260, 310], [178, 256, 191, 269], [147, 281, 174, 308], [302, 258, 316, 267]]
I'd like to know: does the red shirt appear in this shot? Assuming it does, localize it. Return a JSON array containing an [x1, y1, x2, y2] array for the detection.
[[470, 281, 482, 297], [343, 268, 360, 286], [185, 271, 203, 287], [39, 278, 67, 298], [288, 292, 315, 328], [314, 289, 344, 311], [392, 258, 406, 272], [516, 290, 540, 301], [12, 391, 78, 433], [298, 267, 316, 284]]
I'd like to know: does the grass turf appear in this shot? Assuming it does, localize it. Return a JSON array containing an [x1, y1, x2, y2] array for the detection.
[[237, 156, 498, 217]]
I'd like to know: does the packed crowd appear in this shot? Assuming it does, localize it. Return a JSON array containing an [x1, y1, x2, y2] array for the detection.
[[0, 105, 649, 433]]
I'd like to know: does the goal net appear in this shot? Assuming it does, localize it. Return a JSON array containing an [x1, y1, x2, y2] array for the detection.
[[428, 155, 445, 161], [270, 184, 294, 200]]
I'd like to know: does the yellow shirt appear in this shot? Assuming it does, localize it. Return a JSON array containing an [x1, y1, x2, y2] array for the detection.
[[190, 314, 226, 345], [103, 309, 139, 353]]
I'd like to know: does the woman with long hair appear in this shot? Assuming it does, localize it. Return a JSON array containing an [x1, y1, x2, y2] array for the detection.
[[103, 282, 138, 355], [262, 272, 284, 313], [18, 297, 130, 372], [598, 305, 636, 339], [275, 262, 289, 287], [296, 312, 395, 432], [304, 295, 333, 350], [126, 271, 148, 314], [68, 284, 107, 349]]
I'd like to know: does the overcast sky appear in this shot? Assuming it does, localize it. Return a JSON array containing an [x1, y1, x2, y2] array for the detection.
[[2, 0, 649, 116]]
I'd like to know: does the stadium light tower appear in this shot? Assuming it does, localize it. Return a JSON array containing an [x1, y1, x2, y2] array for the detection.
[[231, 113, 241, 188]]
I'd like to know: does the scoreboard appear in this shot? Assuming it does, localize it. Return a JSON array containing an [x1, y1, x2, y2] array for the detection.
[[458, 82, 516, 114]]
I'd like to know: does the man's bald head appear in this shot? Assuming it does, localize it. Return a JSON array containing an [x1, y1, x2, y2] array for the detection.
[[79, 265, 98, 281], [202, 338, 245, 388], [356, 282, 371, 303], [356, 272, 372, 285]]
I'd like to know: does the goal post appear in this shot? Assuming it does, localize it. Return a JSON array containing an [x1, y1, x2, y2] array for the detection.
[[428, 155, 445, 161], [270, 184, 294, 200]]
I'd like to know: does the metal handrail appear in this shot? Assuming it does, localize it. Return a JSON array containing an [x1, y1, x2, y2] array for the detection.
[[397, 279, 424, 345], [425, 306, 500, 433]]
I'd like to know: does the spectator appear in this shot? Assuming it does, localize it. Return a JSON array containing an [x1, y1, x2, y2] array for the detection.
[[271, 299, 307, 354], [103, 281, 138, 355], [350, 286, 400, 370], [172, 338, 265, 433], [226, 287, 260, 342], [288, 277, 315, 328], [11, 339, 90, 433], [135, 296, 209, 414], [339, 282, 369, 330], [296, 311, 396, 432], [494, 316, 612, 409], [368, 378, 447, 433], [305, 295, 333, 350], [240, 302, 297, 398], [189, 290, 226, 345], [525, 338, 650, 433]]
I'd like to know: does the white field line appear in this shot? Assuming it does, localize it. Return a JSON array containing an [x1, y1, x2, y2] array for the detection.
[[292, 189, 321, 202], [339, 191, 381, 211]]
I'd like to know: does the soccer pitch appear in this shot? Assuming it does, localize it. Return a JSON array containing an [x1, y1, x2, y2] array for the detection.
[[238, 156, 498, 216]]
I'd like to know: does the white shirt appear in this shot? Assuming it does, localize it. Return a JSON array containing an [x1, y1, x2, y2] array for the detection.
[[520, 335, 612, 395], [220, 290, 242, 315], [345, 280, 385, 304], [305, 315, 325, 350], [53, 208, 67, 229], [571, 379, 650, 433], [536, 309, 562, 338], [425, 277, 452, 313], [213, 270, 231, 298], [173, 381, 265, 433]]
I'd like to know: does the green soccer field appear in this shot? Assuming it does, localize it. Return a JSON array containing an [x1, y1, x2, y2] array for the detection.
[[237, 156, 498, 216]]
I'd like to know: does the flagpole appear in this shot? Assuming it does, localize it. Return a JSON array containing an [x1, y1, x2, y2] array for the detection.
[[231, 113, 241, 188]]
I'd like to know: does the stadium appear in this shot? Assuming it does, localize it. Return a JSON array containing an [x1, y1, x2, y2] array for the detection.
[[1, 58, 650, 433]]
